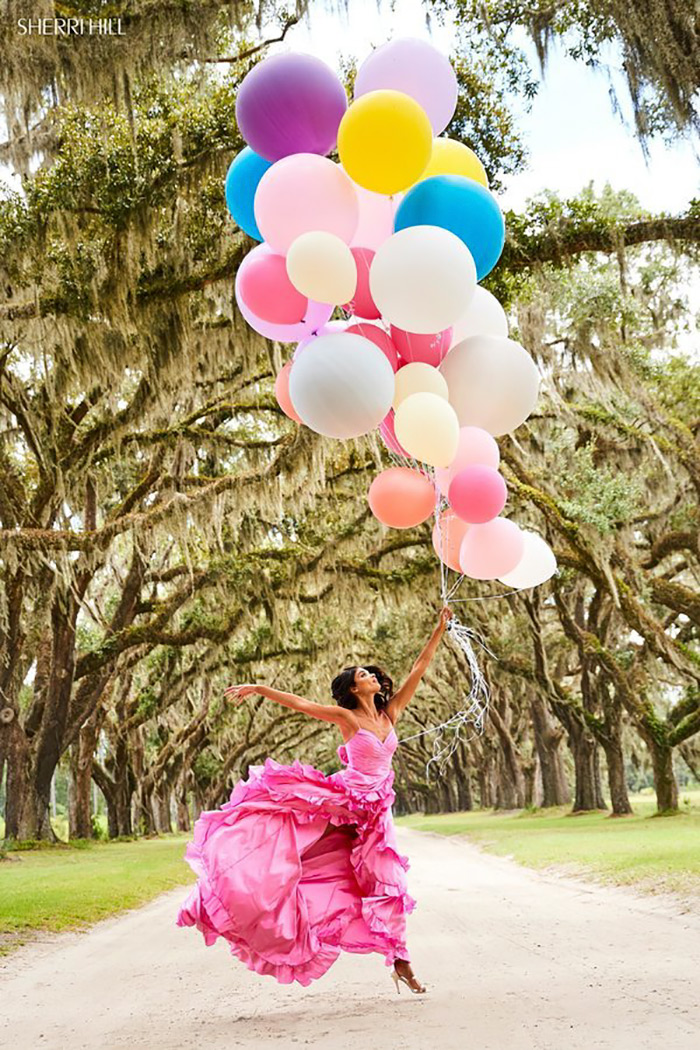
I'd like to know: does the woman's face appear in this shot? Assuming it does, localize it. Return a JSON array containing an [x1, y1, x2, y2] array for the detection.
[[353, 667, 380, 696]]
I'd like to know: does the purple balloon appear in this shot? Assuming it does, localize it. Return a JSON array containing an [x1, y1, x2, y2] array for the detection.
[[355, 37, 458, 135], [236, 53, 348, 162]]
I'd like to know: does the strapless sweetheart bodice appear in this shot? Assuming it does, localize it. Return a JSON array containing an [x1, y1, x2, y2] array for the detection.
[[336, 727, 398, 778]]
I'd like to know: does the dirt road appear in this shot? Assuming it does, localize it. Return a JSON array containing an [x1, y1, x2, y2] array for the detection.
[[2, 827, 699, 1050]]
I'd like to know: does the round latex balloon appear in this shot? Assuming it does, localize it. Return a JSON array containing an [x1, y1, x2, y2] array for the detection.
[[394, 175, 505, 280], [354, 37, 458, 135], [394, 391, 459, 467], [368, 467, 435, 528], [293, 320, 348, 361], [288, 332, 395, 439], [343, 247, 380, 319], [379, 408, 409, 456], [224, 147, 271, 241], [337, 90, 433, 195], [459, 518, 525, 581], [450, 286, 508, 347], [498, 530, 557, 589], [440, 335, 540, 436], [287, 232, 357, 305], [432, 509, 469, 572], [236, 53, 347, 162], [351, 182, 400, 250], [370, 225, 477, 333], [393, 362, 448, 409], [346, 322, 399, 371], [419, 138, 488, 187], [434, 426, 500, 495], [236, 250, 308, 324], [254, 155, 359, 254], [390, 325, 452, 367], [274, 362, 302, 424], [448, 465, 507, 524]]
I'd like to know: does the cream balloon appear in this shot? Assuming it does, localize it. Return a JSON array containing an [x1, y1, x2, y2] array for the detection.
[[440, 335, 540, 436], [394, 391, 459, 468], [497, 530, 557, 589], [449, 287, 508, 347], [393, 362, 448, 410], [370, 225, 477, 334], [286, 231, 358, 305], [288, 333, 395, 439]]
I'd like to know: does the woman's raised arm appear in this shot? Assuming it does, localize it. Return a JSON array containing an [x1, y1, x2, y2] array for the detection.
[[225, 683, 353, 729], [385, 607, 453, 723]]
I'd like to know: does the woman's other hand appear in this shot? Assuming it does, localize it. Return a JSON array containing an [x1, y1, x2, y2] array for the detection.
[[438, 606, 454, 633], [225, 683, 264, 705]]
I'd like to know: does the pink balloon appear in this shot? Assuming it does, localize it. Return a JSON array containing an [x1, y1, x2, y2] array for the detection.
[[235, 246, 333, 342], [379, 408, 409, 456], [274, 362, 302, 424], [347, 323, 400, 371], [254, 154, 359, 254], [343, 248, 380, 319], [435, 426, 501, 496], [350, 183, 400, 251], [390, 325, 452, 367], [432, 509, 469, 572], [459, 518, 525, 580], [368, 467, 435, 528], [293, 320, 348, 360], [448, 465, 507, 524], [237, 251, 308, 324]]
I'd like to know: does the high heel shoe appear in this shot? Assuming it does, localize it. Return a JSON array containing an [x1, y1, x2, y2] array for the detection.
[[391, 965, 426, 994]]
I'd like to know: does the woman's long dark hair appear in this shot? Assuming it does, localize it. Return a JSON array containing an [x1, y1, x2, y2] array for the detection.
[[331, 665, 394, 711]]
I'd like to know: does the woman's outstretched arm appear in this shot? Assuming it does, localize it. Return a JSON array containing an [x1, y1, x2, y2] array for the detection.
[[386, 607, 453, 723], [225, 683, 353, 729]]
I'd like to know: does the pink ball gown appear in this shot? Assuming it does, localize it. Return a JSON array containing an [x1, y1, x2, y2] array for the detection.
[[176, 724, 416, 985]]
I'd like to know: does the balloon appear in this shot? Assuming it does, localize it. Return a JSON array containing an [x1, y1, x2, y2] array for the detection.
[[448, 465, 507, 524], [379, 408, 409, 456], [337, 90, 432, 195], [390, 325, 452, 367], [343, 247, 380, 319], [236, 248, 333, 340], [254, 155, 359, 254], [498, 531, 558, 589], [346, 323, 399, 371], [394, 175, 505, 280], [432, 509, 469, 572], [286, 232, 357, 305], [293, 320, 348, 361], [370, 225, 476, 334], [236, 250, 308, 324], [351, 183, 400, 250], [288, 333, 395, 439], [368, 467, 435, 528], [459, 518, 525, 580], [235, 53, 347, 162], [393, 362, 448, 409], [394, 391, 459, 467], [354, 38, 458, 135], [419, 138, 488, 187], [440, 335, 540, 436], [434, 426, 500, 495], [274, 363, 302, 424], [450, 287, 508, 347], [224, 147, 271, 241]]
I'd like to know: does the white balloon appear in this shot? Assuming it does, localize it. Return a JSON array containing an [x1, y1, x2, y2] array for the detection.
[[498, 530, 557, 589], [394, 391, 460, 467], [288, 333, 395, 439], [393, 362, 448, 409], [370, 225, 477, 334], [286, 231, 357, 305], [440, 335, 540, 436], [450, 287, 508, 347]]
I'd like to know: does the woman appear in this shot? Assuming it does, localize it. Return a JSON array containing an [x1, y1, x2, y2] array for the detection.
[[176, 606, 453, 993]]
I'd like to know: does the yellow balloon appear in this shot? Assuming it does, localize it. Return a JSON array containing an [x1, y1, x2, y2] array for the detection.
[[393, 362, 448, 410], [419, 138, 488, 187], [394, 392, 460, 468], [338, 90, 433, 195]]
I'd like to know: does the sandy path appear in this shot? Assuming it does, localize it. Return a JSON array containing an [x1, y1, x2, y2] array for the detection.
[[1, 826, 699, 1050]]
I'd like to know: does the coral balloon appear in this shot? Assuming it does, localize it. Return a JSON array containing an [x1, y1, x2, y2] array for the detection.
[[254, 155, 359, 254], [450, 287, 508, 347], [498, 531, 557, 589], [432, 509, 469, 572], [287, 232, 357, 306], [393, 362, 448, 409], [394, 392, 459, 467], [236, 251, 308, 324], [390, 325, 452, 367], [459, 518, 525, 581], [346, 323, 399, 371], [379, 408, 409, 456], [368, 467, 435, 529], [440, 335, 540, 436], [343, 247, 380, 319], [337, 90, 433, 195], [235, 246, 333, 342], [434, 426, 500, 496], [224, 147, 271, 241], [274, 363, 302, 424], [448, 465, 507, 524], [419, 138, 488, 187]]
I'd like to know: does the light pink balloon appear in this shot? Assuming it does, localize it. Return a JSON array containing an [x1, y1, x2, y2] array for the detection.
[[355, 37, 458, 135], [236, 245, 333, 341], [274, 362, 303, 424], [390, 325, 452, 367], [448, 465, 507, 524], [432, 509, 469, 572], [254, 154, 359, 254], [368, 467, 435, 529], [351, 183, 400, 250], [343, 247, 380, 319], [237, 251, 308, 324], [347, 322, 400, 371], [293, 320, 349, 360], [459, 518, 525, 580], [379, 408, 409, 456], [434, 426, 500, 496]]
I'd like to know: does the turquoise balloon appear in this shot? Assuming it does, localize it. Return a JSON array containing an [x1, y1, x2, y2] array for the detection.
[[393, 175, 505, 280], [224, 147, 271, 241]]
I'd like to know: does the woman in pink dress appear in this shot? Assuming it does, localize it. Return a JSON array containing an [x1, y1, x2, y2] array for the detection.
[[176, 607, 453, 994]]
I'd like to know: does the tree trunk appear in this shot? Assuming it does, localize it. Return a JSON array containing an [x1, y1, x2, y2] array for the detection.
[[647, 738, 678, 812], [530, 693, 571, 806], [602, 737, 633, 815], [155, 785, 172, 833], [69, 713, 102, 839], [569, 722, 607, 812]]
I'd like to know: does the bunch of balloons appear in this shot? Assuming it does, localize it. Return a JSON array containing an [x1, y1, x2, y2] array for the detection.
[[227, 37, 556, 591]]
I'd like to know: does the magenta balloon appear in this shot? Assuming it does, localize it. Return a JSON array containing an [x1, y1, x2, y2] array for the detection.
[[237, 251, 308, 324], [448, 465, 507, 524], [235, 246, 333, 341], [434, 426, 500, 496], [459, 518, 525, 581], [379, 408, 409, 456], [354, 37, 458, 135], [347, 322, 400, 371], [236, 53, 348, 162], [389, 325, 452, 367], [343, 247, 380, 319]]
